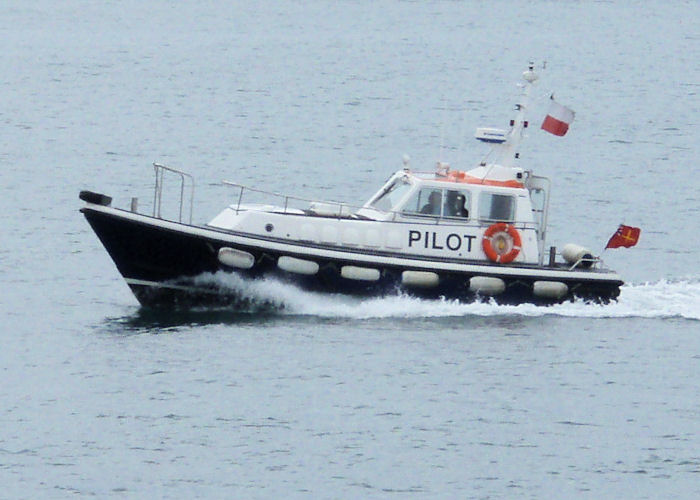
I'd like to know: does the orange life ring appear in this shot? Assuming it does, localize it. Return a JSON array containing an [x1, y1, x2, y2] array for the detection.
[[482, 223, 522, 264]]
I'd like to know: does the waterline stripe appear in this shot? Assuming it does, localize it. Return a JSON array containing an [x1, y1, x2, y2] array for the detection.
[[125, 278, 220, 294]]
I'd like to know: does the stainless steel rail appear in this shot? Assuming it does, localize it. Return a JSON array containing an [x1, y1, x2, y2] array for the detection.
[[153, 163, 195, 224], [221, 180, 358, 218]]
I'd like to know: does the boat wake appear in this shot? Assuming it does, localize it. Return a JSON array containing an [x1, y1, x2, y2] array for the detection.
[[193, 273, 700, 321]]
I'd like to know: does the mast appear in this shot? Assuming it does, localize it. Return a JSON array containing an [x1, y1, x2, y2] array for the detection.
[[495, 63, 539, 168]]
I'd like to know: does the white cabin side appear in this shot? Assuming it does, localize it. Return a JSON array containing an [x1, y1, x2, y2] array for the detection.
[[207, 168, 549, 265]]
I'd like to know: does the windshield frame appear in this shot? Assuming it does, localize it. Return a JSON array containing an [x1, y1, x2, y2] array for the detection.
[[367, 177, 414, 213]]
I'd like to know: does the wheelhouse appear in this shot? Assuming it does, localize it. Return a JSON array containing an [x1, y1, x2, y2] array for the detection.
[[356, 166, 551, 262]]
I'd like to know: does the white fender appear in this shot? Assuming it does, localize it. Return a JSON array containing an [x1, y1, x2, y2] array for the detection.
[[401, 270, 439, 288], [533, 280, 569, 299], [341, 266, 380, 281], [218, 247, 255, 269], [277, 256, 319, 275], [469, 276, 506, 295]]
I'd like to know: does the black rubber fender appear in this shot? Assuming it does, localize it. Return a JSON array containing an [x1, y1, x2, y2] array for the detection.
[[79, 190, 112, 206]]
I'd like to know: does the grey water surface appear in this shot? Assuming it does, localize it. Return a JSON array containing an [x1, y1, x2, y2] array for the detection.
[[1, 1, 699, 498]]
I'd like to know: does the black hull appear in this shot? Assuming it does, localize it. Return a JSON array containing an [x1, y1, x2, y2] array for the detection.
[[81, 206, 623, 308]]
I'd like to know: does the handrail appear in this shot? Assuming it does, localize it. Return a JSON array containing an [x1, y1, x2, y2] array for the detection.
[[221, 180, 362, 217], [153, 163, 195, 224], [568, 255, 601, 271]]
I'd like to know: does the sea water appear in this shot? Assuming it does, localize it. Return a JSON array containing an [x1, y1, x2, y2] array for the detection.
[[1, 1, 698, 498]]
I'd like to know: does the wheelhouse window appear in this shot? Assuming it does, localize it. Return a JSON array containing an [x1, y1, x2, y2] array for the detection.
[[402, 188, 470, 219], [479, 192, 516, 222], [402, 188, 442, 216], [369, 179, 412, 212], [443, 190, 470, 219]]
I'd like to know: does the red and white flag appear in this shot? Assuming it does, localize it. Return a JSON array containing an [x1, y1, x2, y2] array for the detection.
[[541, 98, 575, 136]]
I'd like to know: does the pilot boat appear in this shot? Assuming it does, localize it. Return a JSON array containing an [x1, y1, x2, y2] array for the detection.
[[80, 65, 623, 307]]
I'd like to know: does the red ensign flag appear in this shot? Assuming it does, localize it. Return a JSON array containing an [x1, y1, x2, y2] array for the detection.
[[541, 99, 575, 136], [606, 225, 641, 249]]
